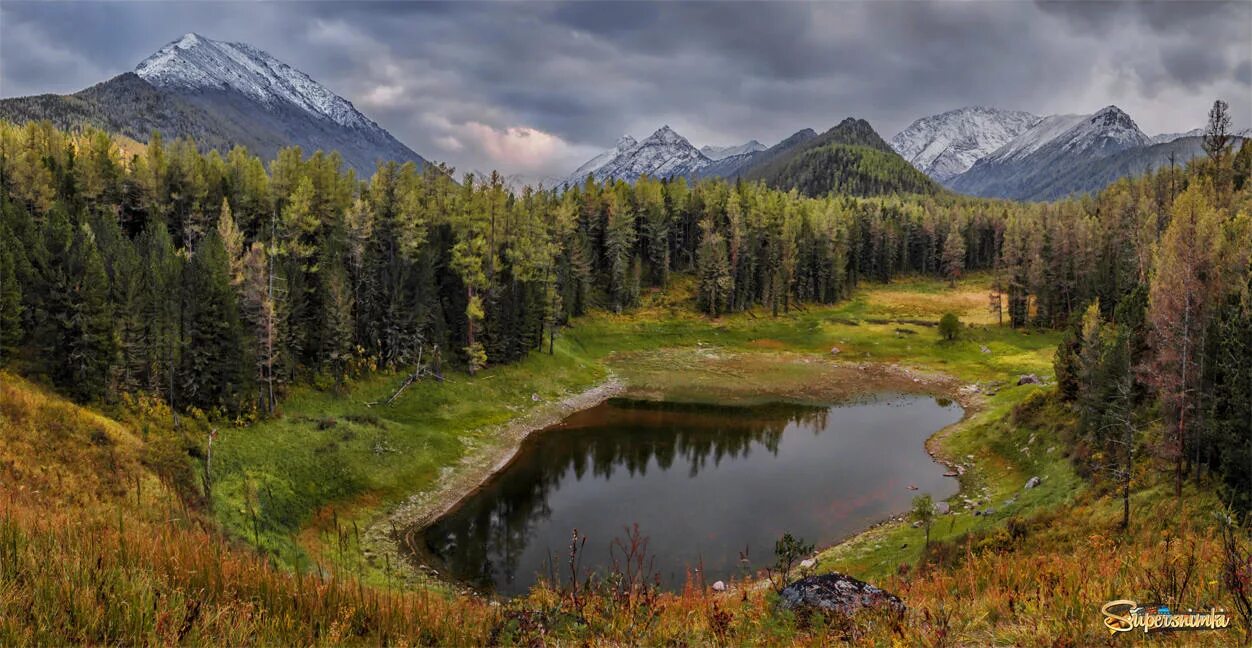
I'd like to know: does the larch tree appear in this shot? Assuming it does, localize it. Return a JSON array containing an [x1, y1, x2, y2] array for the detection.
[[1147, 181, 1225, 497], [941, 227, 966, 287]]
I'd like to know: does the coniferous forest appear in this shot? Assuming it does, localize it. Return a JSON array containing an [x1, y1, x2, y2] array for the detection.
[[2, 115, 1251, 516]]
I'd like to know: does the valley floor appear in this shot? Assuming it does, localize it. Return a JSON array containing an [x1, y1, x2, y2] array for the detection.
[[0, 272, 1243, 645]]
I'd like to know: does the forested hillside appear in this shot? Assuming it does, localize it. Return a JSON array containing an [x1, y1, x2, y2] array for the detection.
[[1, 117, 1248, 428], [742, 118, 941, 197], [0, 119, 995, 417]]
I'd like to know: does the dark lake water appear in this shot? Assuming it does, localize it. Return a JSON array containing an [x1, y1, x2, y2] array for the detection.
[[414, 394, 962, 595]]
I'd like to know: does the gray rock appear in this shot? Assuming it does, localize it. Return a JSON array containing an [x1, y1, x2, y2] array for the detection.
[[778, 573, 905, 618], [799, 558, 816, 570], [1017, 374, 1042, 385], [983, 507, 996, 516], [1024, 476, 1041, 489], [830, 346, 841, 355], [934, 501, 950, 515], [712, 580, 727, 592]]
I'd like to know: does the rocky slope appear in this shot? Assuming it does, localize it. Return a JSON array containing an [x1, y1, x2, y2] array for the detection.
[[889, 106, 1040, 182]]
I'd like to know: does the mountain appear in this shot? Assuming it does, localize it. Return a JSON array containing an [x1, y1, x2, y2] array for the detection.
[[1150, 128, 1204, 145], [1014, 136, 1227, 201], [700, 140, 766, 160], [696, 129, 817, 179], [562, 126, 710, 186], [889, 107, 1040, 181], [741, 118, 942, 197], [0, 33, 425, 174], [948, 106, 1153, 200], [565, 135, 637, 185]]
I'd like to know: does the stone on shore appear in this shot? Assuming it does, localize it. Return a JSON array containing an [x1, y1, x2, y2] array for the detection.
[[777, 573, 905, 618]]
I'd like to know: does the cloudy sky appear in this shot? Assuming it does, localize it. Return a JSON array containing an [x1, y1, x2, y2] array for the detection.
[[2, 1, 1249, 179]]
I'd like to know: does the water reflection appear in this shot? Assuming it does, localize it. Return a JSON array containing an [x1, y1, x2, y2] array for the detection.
[[413, 395, 961, 595]]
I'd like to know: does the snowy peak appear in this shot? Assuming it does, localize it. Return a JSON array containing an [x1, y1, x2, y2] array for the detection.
[[135, 32, 374, 130], [568, 134, 638, 180], [950, 105, 1159, 201], [563, 126, 711, 186], [701, 140, 766, 160], [1058, 105, 1150, 156], [889, 106, 1040, 181], [642, 125, 690, 147]]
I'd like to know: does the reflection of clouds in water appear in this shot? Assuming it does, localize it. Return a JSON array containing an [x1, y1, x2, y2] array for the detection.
[[416, 396, 959, 594]]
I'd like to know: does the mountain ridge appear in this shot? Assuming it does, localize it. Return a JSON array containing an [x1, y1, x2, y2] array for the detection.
[[889, 106, 1041, 181], [948, 105, 1154, 199], [0, 33, 426, 174]]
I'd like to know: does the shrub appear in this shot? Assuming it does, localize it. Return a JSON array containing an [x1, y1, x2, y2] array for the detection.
[[938, 313, 961, 341]]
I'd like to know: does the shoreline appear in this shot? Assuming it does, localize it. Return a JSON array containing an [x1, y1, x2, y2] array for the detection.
[[362, 352, 987, 593], [362, 375, 626, 587]]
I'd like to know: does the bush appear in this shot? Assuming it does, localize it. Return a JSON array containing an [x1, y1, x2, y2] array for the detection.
[[938, 313, 961, 341]]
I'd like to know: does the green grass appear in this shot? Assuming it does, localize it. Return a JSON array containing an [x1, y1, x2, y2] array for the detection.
[[209, 272, 1066, 584]]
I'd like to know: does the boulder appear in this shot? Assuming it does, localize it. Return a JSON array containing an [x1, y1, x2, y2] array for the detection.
[[830, 346, 841, 355], [1024, 476, 1041, 489], [934, 501, 950, 515], [712, 580, 727, 592], [799, 558, 816, 570], [980, 345, 992, 354], [1017, 374, 1042, 385], [778, 573, 905, 618]]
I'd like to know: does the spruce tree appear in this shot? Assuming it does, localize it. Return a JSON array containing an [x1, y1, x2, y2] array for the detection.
[[59, 221, 117, 402], [181, 230, 248, 413], [0, 224, 22, 363]]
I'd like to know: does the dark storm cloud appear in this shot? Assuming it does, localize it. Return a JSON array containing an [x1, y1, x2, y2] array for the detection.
[[2, 1, 1248, 179]]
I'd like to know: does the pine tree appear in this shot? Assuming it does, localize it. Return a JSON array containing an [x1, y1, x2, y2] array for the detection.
[[59, 221, 117, 402], [137, 221, 183, 406], [696, 218, 732, 316], [1206, 277, 1252, 511], [0, 224, 22, 363], [181, 230, 249, 413]]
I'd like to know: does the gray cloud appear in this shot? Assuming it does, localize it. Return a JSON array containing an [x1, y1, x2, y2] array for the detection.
[[2, 0, 1248, 179]]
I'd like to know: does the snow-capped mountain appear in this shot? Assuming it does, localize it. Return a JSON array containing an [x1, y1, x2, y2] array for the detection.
[[0, 33, 428, 175], [700, 140, 766, 160], [1150, 127, 1252, 145], [127, 33, 426, 174], [566, 135, 637, 184], [136, 33, 374, 130], [1150, 128, 1205, 145], [563, 126, 711, 186], [889, 107, 1040, 181], [950, 105, 1154, 200]]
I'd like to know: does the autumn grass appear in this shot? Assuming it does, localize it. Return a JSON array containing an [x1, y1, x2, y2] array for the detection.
[[0, 371, 494, 646]]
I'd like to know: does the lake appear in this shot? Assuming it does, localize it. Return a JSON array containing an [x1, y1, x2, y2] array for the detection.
[[412, 393, 963, 595]]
